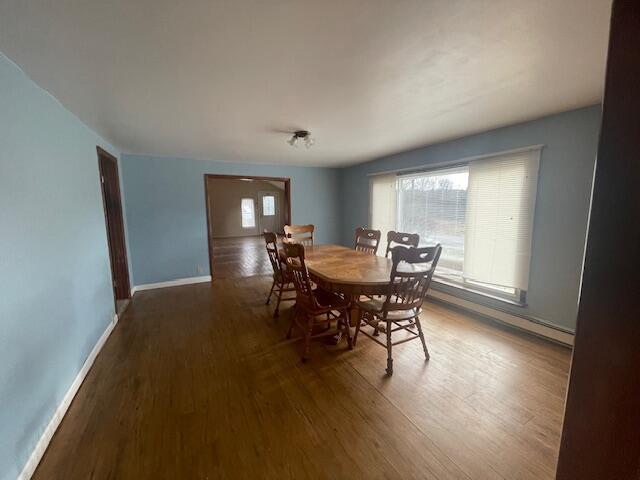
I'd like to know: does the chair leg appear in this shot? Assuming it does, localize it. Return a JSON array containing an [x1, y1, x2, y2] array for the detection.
[[385, 319, 393, 375], [343, 309, 353, 349], [286, 304, 297, 339], [266, 280, 276, 305], [273, 282, 284, 318], [302, 315, 314, 362], [415, 316, 430, 361]]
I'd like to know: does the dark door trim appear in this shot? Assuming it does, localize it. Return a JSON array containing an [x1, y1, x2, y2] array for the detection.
[[97, 146, 131, 304], [556, 1, 640, 478], [203, 173, 292, 277]]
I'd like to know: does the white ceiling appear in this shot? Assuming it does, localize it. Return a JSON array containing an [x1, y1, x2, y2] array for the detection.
[[0, 0, 610, 167]]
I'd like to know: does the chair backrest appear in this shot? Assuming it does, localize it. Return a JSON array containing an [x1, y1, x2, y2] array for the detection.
[[264, 231, 285, 276], [383, 245, 442, 314], [354, 227, 382, 255], [385, 231, 420, 258], [283, 242, 317, 309], [284, 224, 315, 247]]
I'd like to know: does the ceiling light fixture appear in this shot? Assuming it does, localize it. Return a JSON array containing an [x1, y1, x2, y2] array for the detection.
[[288, 130, 315, 149]]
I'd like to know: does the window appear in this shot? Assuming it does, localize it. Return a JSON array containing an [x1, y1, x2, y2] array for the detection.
[[397, 166, 468, 280], [370, 148, 541, 303], [241, 198, 256, 228], [262, 195, 275, 216]]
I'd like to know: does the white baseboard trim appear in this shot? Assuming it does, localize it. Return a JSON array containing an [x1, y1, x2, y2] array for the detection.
[[427, 289, 574, 346], [130, 275, 212, 296], [17, 312, 120, 480]]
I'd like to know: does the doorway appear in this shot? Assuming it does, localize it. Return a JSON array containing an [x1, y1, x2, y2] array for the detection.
[[97, 147, 131, 313], [204, 174, 291, 278], [258, 191, 280, 233]]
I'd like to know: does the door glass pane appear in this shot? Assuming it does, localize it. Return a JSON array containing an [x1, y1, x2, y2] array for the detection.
[[262, 195, 275, 216]]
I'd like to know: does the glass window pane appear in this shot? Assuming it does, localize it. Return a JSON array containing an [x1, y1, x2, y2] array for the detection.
[[397, 167, 469, 280], [262, 195, 275, 216], [241, 198, 255, 228]]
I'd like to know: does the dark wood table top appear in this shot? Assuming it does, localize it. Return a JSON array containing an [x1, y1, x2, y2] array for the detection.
[[304, 244, 396, 287], [279, 244, 420, 295]]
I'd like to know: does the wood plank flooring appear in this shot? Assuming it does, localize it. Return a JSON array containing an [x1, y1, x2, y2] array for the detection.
[[34, 241, 571, 479], [210, 236, 273, 278]]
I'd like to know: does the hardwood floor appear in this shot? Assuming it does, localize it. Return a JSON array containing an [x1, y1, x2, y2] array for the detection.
[[210, 236, 272, 278], [34, 248, 571, 479]]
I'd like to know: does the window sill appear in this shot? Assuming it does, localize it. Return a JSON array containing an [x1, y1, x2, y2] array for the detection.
[[432, 278, 527, 308]]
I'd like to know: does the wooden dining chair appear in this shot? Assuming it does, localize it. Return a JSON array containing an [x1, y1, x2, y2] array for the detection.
[[284, 224, 314, 247], [353, 244, 442, 375], [283, 242, 352, 361], [354, 227, 382, 255], [384, 231, 420, 257], [264, 232, 296, 317]]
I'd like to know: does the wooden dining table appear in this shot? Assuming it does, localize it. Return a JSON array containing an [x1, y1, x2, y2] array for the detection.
[[303, 244, 396, 297], [302, 244, 413, 327], [278, 243, 422, 328]]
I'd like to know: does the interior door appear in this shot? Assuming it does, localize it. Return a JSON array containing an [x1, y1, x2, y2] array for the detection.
[[259, 192, 279, 233], [97, 147, 131, 302]]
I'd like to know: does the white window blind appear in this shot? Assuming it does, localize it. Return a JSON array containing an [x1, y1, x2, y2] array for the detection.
[[463, 149, 540, 290], [369, 173, 397, 255], [397, 166, 469, 275], [241, 198, 256, 228]]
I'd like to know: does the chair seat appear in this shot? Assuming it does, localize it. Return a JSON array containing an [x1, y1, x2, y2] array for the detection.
[[356, 298, 421, 321]]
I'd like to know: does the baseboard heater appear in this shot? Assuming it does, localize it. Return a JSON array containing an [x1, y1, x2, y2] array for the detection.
[[427, 289, 574, 346]]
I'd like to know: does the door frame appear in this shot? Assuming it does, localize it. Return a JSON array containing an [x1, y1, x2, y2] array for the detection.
[[203, 174, 291, 277], [556, 1, 640, 477], [97, 146, 131, 306]]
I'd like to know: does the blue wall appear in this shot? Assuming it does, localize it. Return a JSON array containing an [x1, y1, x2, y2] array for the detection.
[[0, 54, 118, 479], [121, 108, 600, 331], [121, 154, 341, 285], [339, 106, 601, 331]]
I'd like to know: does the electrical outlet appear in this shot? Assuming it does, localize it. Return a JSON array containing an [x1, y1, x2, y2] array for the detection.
[[196, 265, 204, 274]]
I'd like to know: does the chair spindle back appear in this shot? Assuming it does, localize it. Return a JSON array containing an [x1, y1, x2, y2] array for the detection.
[[283, 242, 317, 309], [354, 227, 382, 255], [264, 232, 285, 276], [284, 224, 315, 247], [383, 245, 442, 313], [385, 231, 420, 258]]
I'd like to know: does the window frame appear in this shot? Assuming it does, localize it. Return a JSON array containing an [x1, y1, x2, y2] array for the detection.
[[435, 272, 526, 305]]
